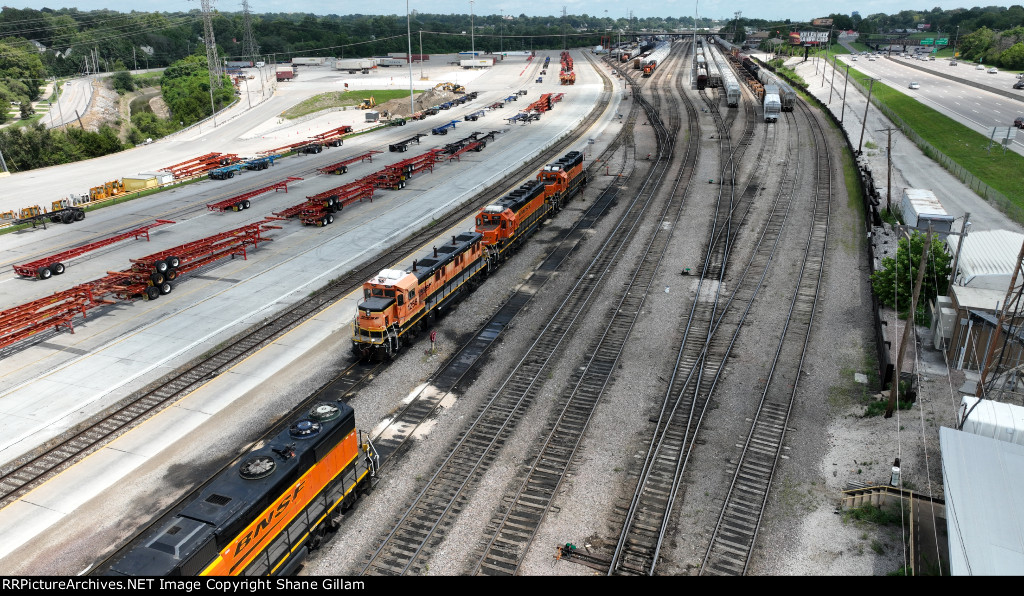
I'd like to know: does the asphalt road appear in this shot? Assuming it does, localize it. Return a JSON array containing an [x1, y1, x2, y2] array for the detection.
[[834, 35, 1024, 154]]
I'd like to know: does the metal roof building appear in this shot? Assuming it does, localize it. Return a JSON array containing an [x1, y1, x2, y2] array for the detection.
[[940, 426, 1024, 574], [947, 229, 1024, 291]]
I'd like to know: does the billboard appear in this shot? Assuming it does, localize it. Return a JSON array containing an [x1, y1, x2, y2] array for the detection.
[[789, 32, 802, 45], [811, 18, 833, 26], [799, 31, 830, 44]]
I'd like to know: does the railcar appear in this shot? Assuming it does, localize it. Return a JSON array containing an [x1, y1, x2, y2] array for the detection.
[[696, 65, 708, 89], [352, 232, 487, 358], [764, 87, 782, 123], [107, 402, 379, 576], [723, 72, 741, 107], [351, 151, 585, 361]]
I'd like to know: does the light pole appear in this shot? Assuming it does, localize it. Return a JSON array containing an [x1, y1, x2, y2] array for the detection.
[[500, 10, 503, 55], [953, 25, 959, 58], [407, 0, 414, 115], [840, 63, 850, 123], [419, 29, 424, 79], [470, 0, 475, 56]]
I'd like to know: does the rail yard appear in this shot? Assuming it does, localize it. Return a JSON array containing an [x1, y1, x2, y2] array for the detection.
[[0, 42, 883, 576]]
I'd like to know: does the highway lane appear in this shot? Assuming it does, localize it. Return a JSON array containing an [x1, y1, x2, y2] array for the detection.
[[834, 36, 1024, 154], [38, 76, 93, 129]]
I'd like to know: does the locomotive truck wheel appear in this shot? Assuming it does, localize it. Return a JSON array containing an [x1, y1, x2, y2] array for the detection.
[[74, 210, 85, 221], [154, 260, 169, 273], [159, 282, 172, 295], [166, 256, 180, 268], [242, 200, 251, 209], [150, 271, 166, 285], [165, 268, 178, 281], [37, 266, 52, 280], [145, 286, 160, 300], [51, 262, 65, 275]]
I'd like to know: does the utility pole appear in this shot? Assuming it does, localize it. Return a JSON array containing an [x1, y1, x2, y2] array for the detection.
[[828, 55, 838, 103], [877, 127, 897, 213], [949, 213, 971, 288], [840, 63, 850, 123], [858, 78, 877, 154], [888, 222, 932, 418]]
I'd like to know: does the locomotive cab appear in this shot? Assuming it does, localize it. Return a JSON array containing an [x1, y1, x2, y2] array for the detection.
[[476, 205, 511, 245], [354, 269, 418, 348]]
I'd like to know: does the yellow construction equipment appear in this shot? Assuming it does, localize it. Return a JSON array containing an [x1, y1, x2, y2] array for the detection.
[[88, 179, 126, 201], [434, 82, 465, 93], [358, 96, 376, 109], [19, 206, 44, 219]]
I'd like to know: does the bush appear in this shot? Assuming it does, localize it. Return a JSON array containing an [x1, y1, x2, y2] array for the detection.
[[111, 70, 135, 94]]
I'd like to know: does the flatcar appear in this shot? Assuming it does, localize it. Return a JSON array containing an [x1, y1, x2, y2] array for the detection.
[[106, 401, 379, 576], [352, 151, 586, 360]]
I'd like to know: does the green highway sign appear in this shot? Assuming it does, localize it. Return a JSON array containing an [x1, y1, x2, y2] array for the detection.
[[937, 38, 948, 44], [921, 38, 934, 45]]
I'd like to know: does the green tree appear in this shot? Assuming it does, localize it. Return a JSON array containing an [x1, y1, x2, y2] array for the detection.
[[111, 70, 135, 94], [871, 231, 952, 323]]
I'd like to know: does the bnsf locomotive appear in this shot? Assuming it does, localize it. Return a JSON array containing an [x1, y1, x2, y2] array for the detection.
[[352, 150, 586, 359], [106, 402, 378, 576]]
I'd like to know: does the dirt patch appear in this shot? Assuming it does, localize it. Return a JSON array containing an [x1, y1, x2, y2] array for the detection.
[[377, 88, 461, 118]]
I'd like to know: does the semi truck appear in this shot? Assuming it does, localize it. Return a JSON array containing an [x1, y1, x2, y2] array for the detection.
[[900, 188, 953, 235], [335, 59, 376, 74]]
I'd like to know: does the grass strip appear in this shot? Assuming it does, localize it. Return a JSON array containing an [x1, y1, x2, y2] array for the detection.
[[845, 66, 1024, 211]]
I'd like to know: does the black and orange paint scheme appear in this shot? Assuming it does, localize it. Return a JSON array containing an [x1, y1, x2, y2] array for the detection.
[[352, 232, 487, 358], [351, 151, 586, 360], [107, 402, 378, 576]]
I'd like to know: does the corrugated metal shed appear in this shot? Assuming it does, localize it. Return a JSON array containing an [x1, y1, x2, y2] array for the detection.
[[947, 229, 1024, 290], [939, 426, 1024, 575]]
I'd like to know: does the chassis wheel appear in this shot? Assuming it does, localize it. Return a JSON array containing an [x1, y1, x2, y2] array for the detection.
[[37, 266, 52, 280], [145, 286, 160, 300], [51, 262, 66, 275]]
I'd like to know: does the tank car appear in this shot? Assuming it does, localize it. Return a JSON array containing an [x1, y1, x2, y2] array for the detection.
[[106, 401, 379, 576]]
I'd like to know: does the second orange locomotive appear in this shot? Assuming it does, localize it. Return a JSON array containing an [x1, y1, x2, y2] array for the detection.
[[352, 150, 586, 359]]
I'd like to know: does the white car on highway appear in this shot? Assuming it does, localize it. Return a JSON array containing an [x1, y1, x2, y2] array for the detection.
[[908, 82, 920, 89]]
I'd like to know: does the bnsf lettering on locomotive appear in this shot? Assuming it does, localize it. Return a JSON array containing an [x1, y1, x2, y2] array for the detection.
[[233, 482, 305, 557]]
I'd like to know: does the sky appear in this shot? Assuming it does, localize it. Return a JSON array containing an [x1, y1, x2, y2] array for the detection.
[[2, 1, 1015, 23]]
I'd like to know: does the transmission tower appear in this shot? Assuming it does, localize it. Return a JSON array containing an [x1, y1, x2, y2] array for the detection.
[[979, 241, 1024, 403], [200, 0, 223, 88], [241, 0, 260, 62]]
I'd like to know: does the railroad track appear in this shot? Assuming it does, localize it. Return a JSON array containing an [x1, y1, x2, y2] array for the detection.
[[465, 45, 700, 576], [358, 52, 677, 577], [700, 100, 833, 575], [605, 59, 771, 576], [0, 77, 616, 510]]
